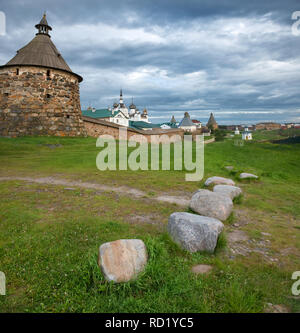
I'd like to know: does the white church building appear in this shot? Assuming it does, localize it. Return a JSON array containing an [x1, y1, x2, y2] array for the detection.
[[112, 90, 149, 123], [83, 90, 150, 127], [242, 127, 252, 140]]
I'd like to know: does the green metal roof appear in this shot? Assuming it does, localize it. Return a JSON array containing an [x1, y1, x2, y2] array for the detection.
[[82, 109, 112, 119], [161, 122, 178, 128], [129, 121, 161, 129]]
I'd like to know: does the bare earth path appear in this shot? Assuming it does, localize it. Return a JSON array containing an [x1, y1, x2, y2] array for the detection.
[[0, 176, 190, 207]]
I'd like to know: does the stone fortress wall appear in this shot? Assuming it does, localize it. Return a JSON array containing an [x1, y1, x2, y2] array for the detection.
[[0, 66, 86, 137], [83, 116, 184, 143], [255, 122, 281, 130]]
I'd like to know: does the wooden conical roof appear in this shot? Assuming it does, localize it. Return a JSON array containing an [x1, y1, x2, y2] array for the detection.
[[179, 112, 194, 127], [1, 14, 82, 82], [207, 113, 217, 127], [170, 115, 176, 123]]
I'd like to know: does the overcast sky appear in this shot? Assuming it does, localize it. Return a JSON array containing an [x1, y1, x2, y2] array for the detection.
[[1, 0, 300, 124]]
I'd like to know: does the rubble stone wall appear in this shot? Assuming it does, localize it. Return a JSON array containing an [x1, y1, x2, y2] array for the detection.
[[0, 66, 86, 137], [83, 116, 184, 143]]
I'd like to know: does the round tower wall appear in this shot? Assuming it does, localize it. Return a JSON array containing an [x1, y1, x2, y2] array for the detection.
[[0, 66, 86, 137]]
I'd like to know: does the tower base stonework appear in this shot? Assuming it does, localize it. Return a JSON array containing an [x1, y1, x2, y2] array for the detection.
[[0, 66, 86, 137]]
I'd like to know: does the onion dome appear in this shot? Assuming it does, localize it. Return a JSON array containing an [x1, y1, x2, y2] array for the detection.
[[129, 97, 136, 109]]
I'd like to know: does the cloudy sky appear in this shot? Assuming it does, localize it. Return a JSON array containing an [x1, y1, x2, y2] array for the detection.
[[1, 0, 300, 124]]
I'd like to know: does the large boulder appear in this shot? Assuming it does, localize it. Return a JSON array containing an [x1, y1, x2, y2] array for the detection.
[[204, 176, 235, 186], [190, 189, 233, 221], [239, 172, 258, 179], [213, 185, 242, 200], [168, 212, 224, 253], [98, 239, 147, 283]]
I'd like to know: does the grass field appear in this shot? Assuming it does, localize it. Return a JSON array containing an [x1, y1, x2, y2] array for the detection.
[[0, 129, 299, 313]]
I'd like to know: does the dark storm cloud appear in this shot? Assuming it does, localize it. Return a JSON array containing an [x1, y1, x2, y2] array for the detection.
[[1, 0, 300, 124], [1, 0, 298, 26]]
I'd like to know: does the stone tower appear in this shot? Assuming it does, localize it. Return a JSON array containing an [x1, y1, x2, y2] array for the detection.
[[206, 112, 218, 130], [0, 14, 86, 137]]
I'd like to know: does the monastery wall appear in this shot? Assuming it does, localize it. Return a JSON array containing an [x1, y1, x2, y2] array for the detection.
[[83, 116, 184, 143]]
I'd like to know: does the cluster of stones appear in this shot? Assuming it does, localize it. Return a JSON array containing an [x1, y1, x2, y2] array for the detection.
[[97, 172, 258, 283], [166, 172, 259, 259], [0, 66, 86, 137], [167, 176, 240, 256]]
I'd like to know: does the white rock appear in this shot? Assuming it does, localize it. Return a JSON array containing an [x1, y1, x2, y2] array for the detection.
[[239, 172, 258, 179], [213, 185, 242, 200], [204, 176, 235, 186], [98, 239, 147, 283], [168, 212, 224, 253], [261, 232, 271, 237], [190, 189, 233, 221]]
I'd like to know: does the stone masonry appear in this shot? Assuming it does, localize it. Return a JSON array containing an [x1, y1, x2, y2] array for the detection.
[[0, 66, 86, 137], [83, 116, 184, 143]]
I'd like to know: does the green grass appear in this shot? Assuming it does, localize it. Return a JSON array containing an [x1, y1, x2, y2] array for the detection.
[[0, 184, 290, 313], [251, 128, 300, 141], [0, 132, 299, 312]]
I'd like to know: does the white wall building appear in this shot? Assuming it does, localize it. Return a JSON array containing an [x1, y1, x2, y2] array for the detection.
[[111, 90, 150, 124], [242, 127, 252, 140], [109, 111, 129, 127], [192, 119, 202, 128]]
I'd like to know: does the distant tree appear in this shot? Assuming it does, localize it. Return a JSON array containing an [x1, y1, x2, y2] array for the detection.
[[214, 129, 226, 141]]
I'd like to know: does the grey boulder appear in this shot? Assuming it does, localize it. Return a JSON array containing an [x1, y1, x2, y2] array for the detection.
[[190, 189, 233, 221], [213, 185, 242, 200], [98, 239, 147, 283], [168, 212, 224, 253], [204, 176, 235, 186], [239, 172, 258, 179]]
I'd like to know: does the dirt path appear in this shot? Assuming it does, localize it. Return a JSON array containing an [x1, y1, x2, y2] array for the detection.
[[0, 176, 190, 207]]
